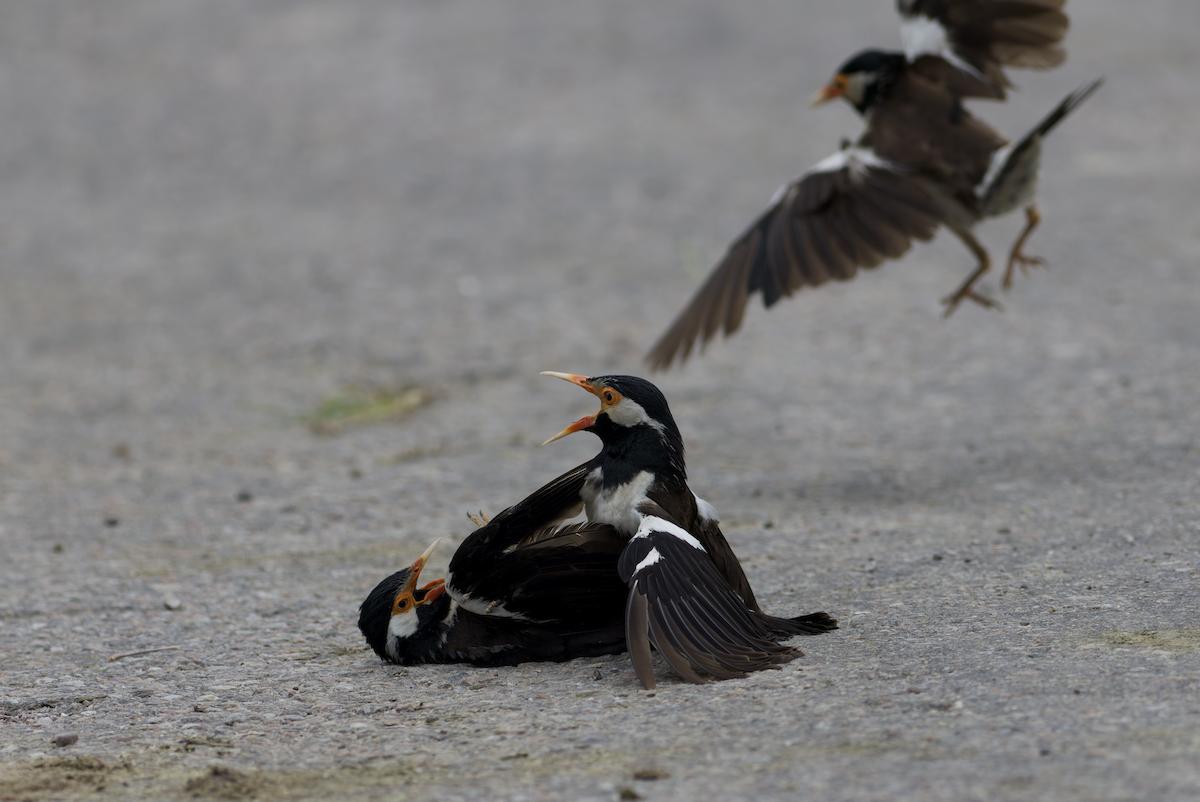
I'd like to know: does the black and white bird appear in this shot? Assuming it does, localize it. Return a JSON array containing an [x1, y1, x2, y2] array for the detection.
[[358, 472, 630, 667], [646, 0, 1101, 370], [541, 372, 836, 689]]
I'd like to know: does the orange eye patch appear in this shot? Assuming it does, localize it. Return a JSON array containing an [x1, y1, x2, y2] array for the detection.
[[392, 592, 415, 615]]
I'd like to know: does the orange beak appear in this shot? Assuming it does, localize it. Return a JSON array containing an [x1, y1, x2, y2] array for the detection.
[[403, 538, 441, 592], [540, 371, 601, 444], [809, 77, 846, 107], [419, 578, 447, 603], [541, 413, 597, 445]]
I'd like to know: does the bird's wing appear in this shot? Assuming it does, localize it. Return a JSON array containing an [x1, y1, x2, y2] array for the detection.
[[618, 515, 801, 689], [692, 512, 761, 614], [645, 147, 946, 370], [448, 462, 590, 594], [898, 0, 1068, 99], [473, 522, 629, 627]]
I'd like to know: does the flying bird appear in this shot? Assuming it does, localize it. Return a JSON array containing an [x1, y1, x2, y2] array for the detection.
[[646, 0, 1101, 370], [541, 372, 836, 689]]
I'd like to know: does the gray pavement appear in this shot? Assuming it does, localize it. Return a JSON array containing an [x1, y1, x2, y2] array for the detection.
[[1, 1, 1199, 800]]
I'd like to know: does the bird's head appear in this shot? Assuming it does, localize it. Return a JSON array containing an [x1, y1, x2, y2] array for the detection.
[[358, 539, 451, 663], [810, 49, 906, 115], [540, 372, 685, 478]]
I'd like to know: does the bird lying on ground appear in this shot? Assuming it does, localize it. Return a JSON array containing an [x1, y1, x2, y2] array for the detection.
[[358, 479, 630, 667]]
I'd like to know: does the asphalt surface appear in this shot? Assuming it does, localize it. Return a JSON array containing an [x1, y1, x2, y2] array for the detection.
[[1, 2, 1199, 800]]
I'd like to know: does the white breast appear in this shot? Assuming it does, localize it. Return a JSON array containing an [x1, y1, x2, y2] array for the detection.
[[583, 467, 654, 536]]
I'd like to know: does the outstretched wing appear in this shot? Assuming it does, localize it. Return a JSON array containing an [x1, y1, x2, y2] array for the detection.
[[646, 147, 945, 370], [618, 515, 801, 689], [898, 0, 1069, 99]]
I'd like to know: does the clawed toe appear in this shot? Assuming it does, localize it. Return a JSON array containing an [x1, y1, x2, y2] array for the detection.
[[941, 287, 1002, 318], [1003, 253, 1047, 289]]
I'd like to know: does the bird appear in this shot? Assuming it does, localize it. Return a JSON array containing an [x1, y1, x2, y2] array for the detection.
[[645, 0, 1101, 370], [541, 371, 836, 688], [358, 471, 631, 667]]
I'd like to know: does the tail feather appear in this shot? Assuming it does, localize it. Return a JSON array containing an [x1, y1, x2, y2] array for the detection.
[[754, 609, 839, 638], [1031, 78, 1105, 140]]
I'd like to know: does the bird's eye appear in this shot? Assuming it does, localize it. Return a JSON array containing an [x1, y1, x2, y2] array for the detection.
[[393, 594, 413, 614], [602, 390, 616, 404]]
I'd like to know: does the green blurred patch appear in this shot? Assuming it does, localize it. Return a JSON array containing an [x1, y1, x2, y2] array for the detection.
[[1101, 629, 1200, 651], [304, 386, 427, 435]]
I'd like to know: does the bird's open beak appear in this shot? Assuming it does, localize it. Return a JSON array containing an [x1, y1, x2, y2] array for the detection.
[[403, 538, 441, 592], [542, 414, 598, 445], [540, 371, 601, 445], [418, 578, 447, 603], [809, 77, 845, 107], [540, 371, 598, 396]]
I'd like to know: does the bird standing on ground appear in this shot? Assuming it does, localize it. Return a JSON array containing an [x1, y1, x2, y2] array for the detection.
[[541, 372, 836, 689], [646, 0, 1101, 370]]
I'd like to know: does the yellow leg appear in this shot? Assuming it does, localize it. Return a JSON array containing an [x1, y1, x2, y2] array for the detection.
[[941, 228, 1001, 318], [1002, 205, 1045, 290]]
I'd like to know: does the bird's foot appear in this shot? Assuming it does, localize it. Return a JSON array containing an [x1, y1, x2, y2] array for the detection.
[[1002, 252, 1046, 290], [467, 511, 491, 528], [941, 287, 1002, 318]]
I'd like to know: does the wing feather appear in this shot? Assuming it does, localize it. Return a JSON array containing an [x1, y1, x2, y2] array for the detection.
[[900, 0, 1068, 98], [619, 527, 801, 687], [645, 151, 952, 370]]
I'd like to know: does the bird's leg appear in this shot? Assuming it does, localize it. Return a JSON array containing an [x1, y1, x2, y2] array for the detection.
[[942, 228, 1001, 317], [1002, 205, 1045, 290]]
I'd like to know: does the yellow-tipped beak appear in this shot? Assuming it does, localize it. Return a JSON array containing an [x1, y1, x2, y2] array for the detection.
[[405, 537, 441, 590], [809, 80, 844, 107], [539, 371, 599, 395], [540, 371, 602, 445]]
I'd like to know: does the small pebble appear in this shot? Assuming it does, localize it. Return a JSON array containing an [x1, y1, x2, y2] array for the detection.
[[53, 732, 79, 747], [164, 598, 183, 611]]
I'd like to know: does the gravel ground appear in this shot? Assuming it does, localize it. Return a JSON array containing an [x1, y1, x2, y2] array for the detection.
[[2, 2, 1199, 800]]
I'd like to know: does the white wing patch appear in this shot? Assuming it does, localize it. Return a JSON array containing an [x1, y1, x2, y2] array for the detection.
[[633, 547, 663, 575], [693, 493, 720, 523], [447, 573, 533, 620], [899, 15, 985, 81], [635, 515, 705, 552], [979, 142, 1015, 198], [807, 147, 896, 178], [455, 595, 533, 621]]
